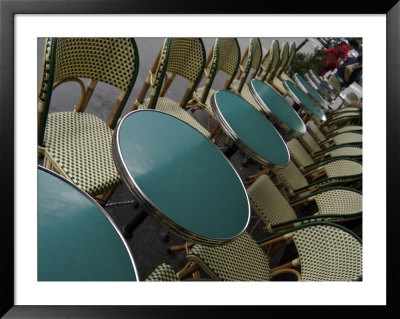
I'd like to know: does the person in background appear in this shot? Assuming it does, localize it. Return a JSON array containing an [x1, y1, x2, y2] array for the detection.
[[320, 38, 360, 76], [334, 54, 362, 90]]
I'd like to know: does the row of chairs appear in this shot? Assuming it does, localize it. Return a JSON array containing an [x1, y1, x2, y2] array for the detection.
[[37, 37, 301, 206], [142, 39, 363, 281], [37, 37, 362, 281]]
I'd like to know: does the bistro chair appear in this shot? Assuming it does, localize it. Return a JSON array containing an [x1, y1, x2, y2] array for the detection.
[[247, 173, 362, 234], [37, 37, 139, 204], [277, 41, 297, 83], [299, 130, 362, 157], [271, 41, 290, 96], [181, 222, 362, 281], [306, 72, 335, 105], [185, 38, 241, 132], [270, 158, 362, 199], [230, 37, 263, 94], [256, 40, 280, 84], [131, 38, 211, 139], [287, 137, 362, 171], [320, 112, 362, 134], [232, 38, 264, 113], [145, 263, 179, 281], [306, 120, 362, 143]]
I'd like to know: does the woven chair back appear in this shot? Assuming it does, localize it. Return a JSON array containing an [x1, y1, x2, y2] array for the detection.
[[262, 40, 280, 83], [291, 222, 362, 281], [285, 42, 297, 72], [274, 42, 290, 79], [38, 37, 139, 145]]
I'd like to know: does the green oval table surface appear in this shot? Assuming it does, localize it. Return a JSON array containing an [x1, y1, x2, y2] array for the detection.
[[249, 79, 306, 136], [294, 73, 329, 110], [284, 80, 327, 122], [113, 110, 250, 245], [306, 73, 333, 102], [211, 90, 290, 168], [38, 166, 138, 281]]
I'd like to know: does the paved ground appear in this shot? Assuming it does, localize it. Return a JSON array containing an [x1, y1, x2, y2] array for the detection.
[[37, 37, 348, 281]]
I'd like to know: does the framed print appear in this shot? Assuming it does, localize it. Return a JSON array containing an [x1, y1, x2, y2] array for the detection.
[[1, 0, 399, 317]]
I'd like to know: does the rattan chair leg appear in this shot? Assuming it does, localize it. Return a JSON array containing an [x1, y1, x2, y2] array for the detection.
[[177, 262, 201, 280]]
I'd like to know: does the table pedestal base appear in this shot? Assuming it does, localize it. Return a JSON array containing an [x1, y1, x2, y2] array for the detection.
[[121, 211, 148, 239]]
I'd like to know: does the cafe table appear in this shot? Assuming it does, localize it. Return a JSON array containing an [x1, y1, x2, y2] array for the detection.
[[210, 90, 290, 167], [247, 79, 306, 138], [293, 73, 330, 111], [112, 109, 250, 245], [38, 166, 138, 281], [283, 80, 327, 124], [305, 73, 334, 103]]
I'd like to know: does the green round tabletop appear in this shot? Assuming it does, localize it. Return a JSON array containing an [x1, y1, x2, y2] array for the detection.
[[211, 90, 290, 168], [283, 80, 327, 122], [38, 166, 138, 281], [249, 79, 306, 136], [294, 73, 329, 110], [306, 73, 333, 102], [113, 110, 250, 245]]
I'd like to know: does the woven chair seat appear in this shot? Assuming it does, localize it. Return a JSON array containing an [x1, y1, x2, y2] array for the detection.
[[43, 111, 120, 196], [291, 223, 362, 281], [306, 121, 327, 142], [229, 78, 240, 92], [139, 97, 211, 138], [279, 72, 293, 82], [240, 83, 263, 111], [272, 77, 288, 95], [145, 263, 179, 281], [287, 138, 315, 168], [188, 232, 271, 281]]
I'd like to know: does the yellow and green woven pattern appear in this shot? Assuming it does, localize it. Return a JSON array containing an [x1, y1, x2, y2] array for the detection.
[[287, 138, 314, 168], [188, 232, 271, 281], [145, 263, 179, 281], [334, 125, 362, 134], [216, 38, 240, 76], [272, 76, 288, 95], [331, 132, 362, 145], [166, 38, 205, 82], [315, 188, 362, 216], [138, 97, 211, 138], [54, 38, 137, 91], [300, 131, 322, 154], [292, 224, 362, 281], [43, 112, 120, 196], [306, 120, 326, 142], [275, 42, 289, 78], [258, 40, 279, 83], [329, 146, 362, 158], [272, 161, 310, 196], [240, 84, 263, 111], [250, 38, 262, 70], [322, 159, 362, 178], [247, 174, 297, 225]]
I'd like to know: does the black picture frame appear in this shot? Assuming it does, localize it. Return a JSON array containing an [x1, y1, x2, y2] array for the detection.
[[1, 0, 398, 317]]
